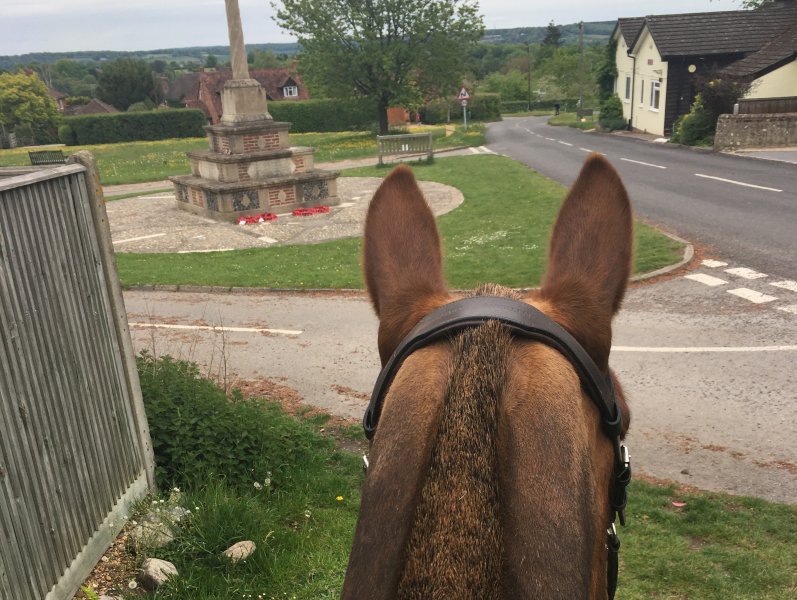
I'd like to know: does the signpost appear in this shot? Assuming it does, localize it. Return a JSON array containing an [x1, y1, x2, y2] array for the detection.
[[458, 87, 470, 132]]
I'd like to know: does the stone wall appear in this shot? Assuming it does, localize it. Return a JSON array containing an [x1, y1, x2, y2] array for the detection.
[[714, 113, 797, 150]]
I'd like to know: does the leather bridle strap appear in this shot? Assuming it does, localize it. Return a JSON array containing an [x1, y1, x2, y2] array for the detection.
[[363, 296, 631, 599]]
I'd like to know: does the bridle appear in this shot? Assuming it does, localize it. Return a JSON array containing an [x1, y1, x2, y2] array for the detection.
[[362, 296, 631, 599]]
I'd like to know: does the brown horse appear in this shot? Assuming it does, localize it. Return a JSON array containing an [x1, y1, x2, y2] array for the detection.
[[342, 154, 633, 600]]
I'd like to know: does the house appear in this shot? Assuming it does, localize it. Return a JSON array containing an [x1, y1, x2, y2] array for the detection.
[[611, 0, 797, 136], [48, 88, 68, 112], [167, 68, 309, 124], [65, 98, 120, 116]]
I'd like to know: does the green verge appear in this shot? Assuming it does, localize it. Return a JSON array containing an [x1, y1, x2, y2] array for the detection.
[[116, 155, 683, 289], [548, 112, 599, 130], [133, 355, 797, 599], [0, 125, 484, 185]]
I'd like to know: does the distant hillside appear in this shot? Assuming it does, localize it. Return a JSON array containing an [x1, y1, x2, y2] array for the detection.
[[0, 21, 614, 69]]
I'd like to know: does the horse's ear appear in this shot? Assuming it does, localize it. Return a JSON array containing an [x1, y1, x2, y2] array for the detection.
[[539, 154, 633, 369], [364, 165, 450, 364]]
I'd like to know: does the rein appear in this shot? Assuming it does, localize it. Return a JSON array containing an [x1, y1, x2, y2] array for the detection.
[[362, 296, 631, 599]]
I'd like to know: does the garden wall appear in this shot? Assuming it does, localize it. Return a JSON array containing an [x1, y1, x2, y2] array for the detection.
[[714, 113, 797, 150]]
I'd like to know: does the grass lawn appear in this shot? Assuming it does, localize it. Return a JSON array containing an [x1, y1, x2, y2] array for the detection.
[[116, 155, 683, 290], [549, 111, 600, 130], [0, 124, 485, 185], [119, 355, 797, 600]]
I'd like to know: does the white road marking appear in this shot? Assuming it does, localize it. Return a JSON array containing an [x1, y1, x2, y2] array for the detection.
[[115, 233, 167, 244], [684, 273, 727, 287], [579, 147, 593, 153], [771, 280, 797, 293], [613, 344, 797, 353], [469, 147, 480, 154], [777, 305, 797, 315], [725, 267, 768, 280], [727, 288, 778, 303], [558, 141, 573, 147], [701, 259, 728, 268], [620, 158, 667, 169], [478, 146, 496, 154], [545, 137, 555, 141], [129, 322, 303, 336], [177, 248, 235, 254], [694, 173, 782, 192]]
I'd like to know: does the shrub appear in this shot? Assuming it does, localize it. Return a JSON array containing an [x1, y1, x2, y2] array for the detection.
[[63, 108, 206, 144], [598, 94, 627, 131], [671, 95, 715, 146], [58, 124, 77, 146], [421, 94, 502, 124], [268, 97, 377, 132], [136, 352, 331, 491]]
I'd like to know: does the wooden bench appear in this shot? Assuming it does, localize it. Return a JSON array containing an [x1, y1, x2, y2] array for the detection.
[[28, 150, 67, 165], [577, 108, 594, 119], [377, 132, 433, 165]]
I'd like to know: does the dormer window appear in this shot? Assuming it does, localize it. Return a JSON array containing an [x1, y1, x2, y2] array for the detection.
[[283, 85, 299, 98]]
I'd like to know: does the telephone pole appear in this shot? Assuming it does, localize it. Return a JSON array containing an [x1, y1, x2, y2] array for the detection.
[[578, 20, 584, 113]]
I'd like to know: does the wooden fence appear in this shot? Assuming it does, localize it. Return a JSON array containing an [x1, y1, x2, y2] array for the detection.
[[0, 152, 154, 600], [737, 96, 797, 115]]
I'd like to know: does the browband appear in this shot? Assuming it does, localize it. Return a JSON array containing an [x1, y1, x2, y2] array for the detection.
[[364, 296, 622, 442]]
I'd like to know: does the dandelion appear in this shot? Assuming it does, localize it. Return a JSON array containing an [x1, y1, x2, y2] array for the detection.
[[254, 481, 263, 490], [336, 496, 344, 502], [304, 510, 311, 519], [128, 580, 138, 589]]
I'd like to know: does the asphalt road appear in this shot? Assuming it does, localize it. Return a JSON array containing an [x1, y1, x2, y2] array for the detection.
[[487, 116, 797, 279]]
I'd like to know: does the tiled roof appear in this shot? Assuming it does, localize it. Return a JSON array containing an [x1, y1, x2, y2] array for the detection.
[[68, 98, 120, 115], [615, 17, 644, 48], [724, 21, 797, 77], [629, 1, 797, 58]]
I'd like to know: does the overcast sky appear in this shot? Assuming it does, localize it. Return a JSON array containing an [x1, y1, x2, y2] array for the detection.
[[1, 0, 743, 56]]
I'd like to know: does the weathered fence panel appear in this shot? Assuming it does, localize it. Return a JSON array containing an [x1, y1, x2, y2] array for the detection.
[[0, 153, 154, 600], [377, 132, 434, 165], [737, 96, 797, 115]]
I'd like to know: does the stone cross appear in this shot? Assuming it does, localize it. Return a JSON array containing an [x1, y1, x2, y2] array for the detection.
[[224, 0, 250, 81], [219, 0, 271, 123]]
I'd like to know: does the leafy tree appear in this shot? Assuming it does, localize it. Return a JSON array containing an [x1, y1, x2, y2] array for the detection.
[[204, 54, 219, 69], [595, 39, 617, 102], [96, 58, 155, 110], [542, 21, 563, 48], [480, 70, 528, 102], [0, 71, 60, 144], [273, 0, 484, 133], [250, 48, 282, 69]]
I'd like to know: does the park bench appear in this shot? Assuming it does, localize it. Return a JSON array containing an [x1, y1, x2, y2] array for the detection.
[[377, 132, 433, 166], [28, 150, 67, 165]]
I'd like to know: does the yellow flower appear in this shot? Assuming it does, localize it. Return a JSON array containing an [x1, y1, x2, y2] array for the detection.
[[336, 496, 344, 502]]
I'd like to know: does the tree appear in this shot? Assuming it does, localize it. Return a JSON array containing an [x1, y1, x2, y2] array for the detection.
[[250, 49, 282, 69], [542, 21, 563, 48], [204, 54, 219, 69], [0, 71, 60, 144], [273, 0, 484, 133], [96, 58, 155, 110]]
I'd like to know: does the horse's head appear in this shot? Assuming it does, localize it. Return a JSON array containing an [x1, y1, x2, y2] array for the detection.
[[343, 155, 633, 600]]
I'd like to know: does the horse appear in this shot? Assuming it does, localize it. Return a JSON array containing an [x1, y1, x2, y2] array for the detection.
[[342, 154, 633, 600]]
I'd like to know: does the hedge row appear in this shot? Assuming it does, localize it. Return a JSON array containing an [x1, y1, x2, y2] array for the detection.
[[60, 109, 206, 145], [268, 97, 378, 132], [420, 94, 502, 124]]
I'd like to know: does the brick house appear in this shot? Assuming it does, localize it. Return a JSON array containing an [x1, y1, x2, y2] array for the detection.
[[167, 68, 309, 124], [611, 0, 797, 136]]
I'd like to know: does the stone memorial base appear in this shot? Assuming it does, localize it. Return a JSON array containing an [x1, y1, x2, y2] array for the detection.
[[171, 118, 339, 222]]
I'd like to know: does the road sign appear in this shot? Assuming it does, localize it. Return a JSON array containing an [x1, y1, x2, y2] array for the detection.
[[461, 99, 468, 107], [458, 87, 470, 100]]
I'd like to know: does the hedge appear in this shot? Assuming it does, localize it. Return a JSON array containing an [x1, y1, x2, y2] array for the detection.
[[421, 93, 502, 124], [268, 98, 378, 132], [60, 109, 206, 145]]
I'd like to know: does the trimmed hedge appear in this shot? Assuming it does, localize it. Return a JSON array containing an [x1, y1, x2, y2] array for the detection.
[[421, 94, 502, 124], [60, 109, 206, 145], [269, 98, 378, 132]]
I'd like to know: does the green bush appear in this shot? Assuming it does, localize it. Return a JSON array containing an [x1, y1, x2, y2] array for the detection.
[[136, 352, 328, 491], [58, 124, 76, 145], [63, 108, 206, 145], [501, 100, 529, 113], [268, 98, 377, 132], [671, 95, 715, 146], [598, 94, 627, 131]]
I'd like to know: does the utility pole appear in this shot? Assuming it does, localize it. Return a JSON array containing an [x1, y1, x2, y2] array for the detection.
[[526, 39, 532, 112], [578, 20, 584, 114]]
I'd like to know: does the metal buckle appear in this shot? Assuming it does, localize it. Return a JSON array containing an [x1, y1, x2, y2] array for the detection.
[[362, 454, 370, 473], [607, 523, 620, 552]]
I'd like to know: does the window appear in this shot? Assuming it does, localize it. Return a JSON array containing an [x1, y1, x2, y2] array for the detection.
[[639, 79, 644, 105], [283, 85, 299, 98], [650, 80, 661, 110], [624, 76, 631, 102]]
